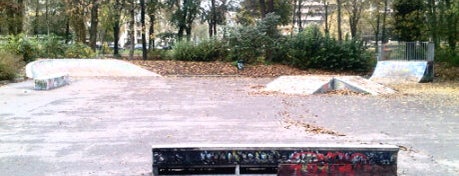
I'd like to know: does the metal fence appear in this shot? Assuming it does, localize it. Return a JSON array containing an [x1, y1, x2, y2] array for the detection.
[[378, 42, 435, 61]]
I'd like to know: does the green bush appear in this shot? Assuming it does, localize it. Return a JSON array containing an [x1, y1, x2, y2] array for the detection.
[[227, 13, 282, 64], [41, 34, 66, 58], [0, 50, 24, 80], [282, 25, 373, 72], [227, 26, 266, 64], [172, 39, 228, 61], [148, 49, 173, 60], [0, 34, 96, 60], [195, 38, 228, 61], [436, 47, 459, 66], [64, 43, 95, 58], [172, 40, 198, 61], [1, 34, 40, 63]]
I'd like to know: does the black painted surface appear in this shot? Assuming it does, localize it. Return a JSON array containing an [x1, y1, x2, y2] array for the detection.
[[152, 146, 398, 175]]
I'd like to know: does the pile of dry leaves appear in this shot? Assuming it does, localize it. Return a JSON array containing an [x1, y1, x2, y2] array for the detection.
[[128, 60, 361, 77], [129, 60, 458, 81]]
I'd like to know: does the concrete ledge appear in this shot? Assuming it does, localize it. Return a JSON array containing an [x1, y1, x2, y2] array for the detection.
[[34, 74, 69, 90], [26, 59, 160, 78], [152, 144, 399, 175]]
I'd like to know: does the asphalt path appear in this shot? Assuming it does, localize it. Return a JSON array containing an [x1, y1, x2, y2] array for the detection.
[[0, 77, 458, 175]]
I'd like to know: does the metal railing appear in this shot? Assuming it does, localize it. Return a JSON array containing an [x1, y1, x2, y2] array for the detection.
[[378, 42, 434, 61]]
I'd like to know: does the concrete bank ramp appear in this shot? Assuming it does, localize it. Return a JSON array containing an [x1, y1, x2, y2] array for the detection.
[[264, 75, 333, 95], [264, 75, 395, 95], [370, 61, 434, 83], [26, 59, 160, 78]]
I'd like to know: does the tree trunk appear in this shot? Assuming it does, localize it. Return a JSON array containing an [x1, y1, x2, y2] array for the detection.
[[381, 0, 388, 43], [292, 0, 297, 35], [184, 0, 194, 41], [336, 0, 342, 41], [267, 0, 274, 13], [140, 0, 147, 60], [113, 0, 122, 57], [89, 0, 99, 51], [324, 1, 329, 35], [259, 0, 266, 18], [34, 0, 39, 35], [297, 0, 303, 31], [46, 0, 49, 35], [185, 27, 192, 41], [68, 1, 86, 43], [348, 0, 362, 39], [65, 17, 70, 44], [427, 0, 439, 47], [211, 0, 217, 37], [445, 0, 457, 50], [212, 18, 217, 37], [17, 0, 24, 34], [129, 0, 135, 60], [113, 22, 120, 56], [148, 0, 156, 51], [374, 6, 381, 53], [7, 0, 24, 35]]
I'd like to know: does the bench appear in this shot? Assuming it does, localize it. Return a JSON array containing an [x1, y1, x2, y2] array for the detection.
[[152, 144, 399, 175], [34, 73, 70, 90]]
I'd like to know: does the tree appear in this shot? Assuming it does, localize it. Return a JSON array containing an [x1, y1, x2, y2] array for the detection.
[[99, 0, 125, 56], [238, 0, 292, 25], [426, 0, 439, 47], [344, 0, 367, 39], [140, 0, 147, 60], [147, 0, 161, 50], [202, 0, 228, 37], [1, 0, 25, 35], [166, 0, 201, 40], [89, 0, 100, 51], [381, 0, 389, 44], [365, 0, 382, 51], [227, 13, 282, 63], [65, 0, 87, 43], [392, 0, 425, 41], [292, 0, 304, 32], [33, 0, 40, 35], [127, 0, 136, 59], [439, 0, 458, 51], [210, 0, 217, 36], [113, 0, 124, 56], [323, 0, 331, 35], [336, 0, 343, 41]]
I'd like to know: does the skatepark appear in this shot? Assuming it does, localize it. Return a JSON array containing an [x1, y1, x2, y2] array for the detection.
[[0, 58, 458, 175]]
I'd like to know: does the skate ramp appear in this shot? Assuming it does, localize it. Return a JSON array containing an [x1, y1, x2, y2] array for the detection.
[[264, 76, 395, 95], [26, 59, 160, 78], [315, 76, 396, 95], [370, 61, 434, 83]]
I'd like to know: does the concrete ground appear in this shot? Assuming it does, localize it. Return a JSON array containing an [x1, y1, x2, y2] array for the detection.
[[0, 76, 458, 176]]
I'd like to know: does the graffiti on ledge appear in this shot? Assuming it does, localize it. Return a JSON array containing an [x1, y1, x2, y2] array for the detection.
[[153, 149, 397, 175]]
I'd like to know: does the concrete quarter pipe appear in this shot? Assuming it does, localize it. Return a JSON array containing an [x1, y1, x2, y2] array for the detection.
[[370, 60, 434, 83]]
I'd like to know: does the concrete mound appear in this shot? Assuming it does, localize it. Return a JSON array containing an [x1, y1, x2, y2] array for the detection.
[[264, 75, 333, 95], [370, 61, 434, 83], [315, 76, 396, 95], [26, 59, 160, 78], [265, 75, 395, 95]]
